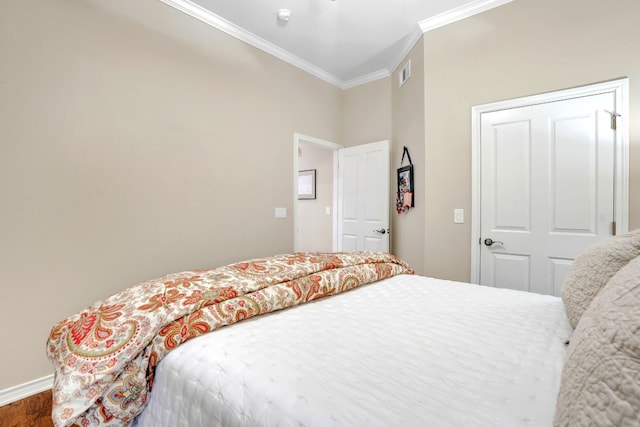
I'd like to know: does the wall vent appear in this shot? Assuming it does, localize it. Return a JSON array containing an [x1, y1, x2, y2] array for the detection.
[[399, 60, 411, 87]]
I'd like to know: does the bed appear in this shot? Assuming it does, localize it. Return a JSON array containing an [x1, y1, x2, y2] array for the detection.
[[47, 233, 640, 427], [133, 273, 570, 427]]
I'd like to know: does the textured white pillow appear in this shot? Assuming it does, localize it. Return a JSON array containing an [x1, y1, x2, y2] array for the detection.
[[562, 229, 640, 328], [554, 255, 640, 427]]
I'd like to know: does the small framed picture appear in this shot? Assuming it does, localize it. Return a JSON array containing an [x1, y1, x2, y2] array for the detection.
[[298, 169, 316, 200], [397, 164, 414, 212]]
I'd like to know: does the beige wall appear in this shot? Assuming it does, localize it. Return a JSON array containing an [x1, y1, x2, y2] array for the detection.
[[422, 0, 640, 281], [0, 0, 342, 389], [342, 78, 392, 147], [297, 142, 334, 252], [392, 39, 426, 275]]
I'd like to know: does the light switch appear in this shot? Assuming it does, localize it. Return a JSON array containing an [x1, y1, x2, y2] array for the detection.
[[275, 207, 287, 219], [454, 208, 464, 224], [325, 206, 331, 216]]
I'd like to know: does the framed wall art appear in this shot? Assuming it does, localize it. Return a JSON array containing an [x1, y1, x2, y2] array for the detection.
[[298, 169, 316, 200], [396, 146, 414, 214]]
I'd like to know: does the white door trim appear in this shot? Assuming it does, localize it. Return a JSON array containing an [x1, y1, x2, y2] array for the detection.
[[470, 78, 629, 284], [293, 133, 343, 252]]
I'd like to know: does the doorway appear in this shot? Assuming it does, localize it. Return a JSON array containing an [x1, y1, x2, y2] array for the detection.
[[470, 79, 629, 295], [293, 134, 342, 252]]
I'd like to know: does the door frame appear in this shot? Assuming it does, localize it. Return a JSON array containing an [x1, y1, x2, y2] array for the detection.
[[293, 133, 343, 252], [470, 78, 629, 284]]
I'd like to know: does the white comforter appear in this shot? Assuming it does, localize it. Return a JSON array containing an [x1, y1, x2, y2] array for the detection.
[[134, 274, 572, 427]]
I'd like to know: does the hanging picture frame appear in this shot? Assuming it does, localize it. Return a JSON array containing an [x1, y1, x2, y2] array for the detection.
[[396, 146, 414, 214], [397, 165, 414, 210], [298, 169, 316, 200]]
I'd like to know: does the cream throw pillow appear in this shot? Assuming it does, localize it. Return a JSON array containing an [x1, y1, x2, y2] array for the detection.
[[554, 255, 640, 427], [562, 228, 640, 328]]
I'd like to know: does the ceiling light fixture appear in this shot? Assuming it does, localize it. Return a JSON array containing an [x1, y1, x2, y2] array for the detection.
[[277, 9, 291, 22]]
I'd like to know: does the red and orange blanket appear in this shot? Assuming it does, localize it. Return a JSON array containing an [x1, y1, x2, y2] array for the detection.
[[47, 252, 413, 426]]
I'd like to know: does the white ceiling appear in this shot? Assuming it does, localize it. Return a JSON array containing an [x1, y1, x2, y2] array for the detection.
[[159, 0, 513, 89]]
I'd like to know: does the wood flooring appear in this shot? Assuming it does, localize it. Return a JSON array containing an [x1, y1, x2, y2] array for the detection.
[[0, 389, 53, 427]]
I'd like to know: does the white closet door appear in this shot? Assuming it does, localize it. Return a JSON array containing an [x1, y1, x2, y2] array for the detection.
[[480, 92, 616, 295]]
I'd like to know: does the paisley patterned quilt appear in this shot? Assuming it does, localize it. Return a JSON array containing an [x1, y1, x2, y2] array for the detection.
[[46, 251, 413, 427]]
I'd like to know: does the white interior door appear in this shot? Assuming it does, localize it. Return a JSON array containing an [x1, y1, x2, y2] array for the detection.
[[337, 140, 390, 252], [479, 92, 618, 296]]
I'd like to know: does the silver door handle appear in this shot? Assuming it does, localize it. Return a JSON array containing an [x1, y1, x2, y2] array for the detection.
[[484, 238, 504, 247], [374, 229, 388, 235]]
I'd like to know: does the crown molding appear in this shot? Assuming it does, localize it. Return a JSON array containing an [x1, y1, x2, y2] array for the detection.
[[158, 0, 514, 90], [386, 27, 424, 77], [158, 0, 344, 88], [341, 69, 390, 90], [419, 0, 514, 32], [0, 374, 53, 406]]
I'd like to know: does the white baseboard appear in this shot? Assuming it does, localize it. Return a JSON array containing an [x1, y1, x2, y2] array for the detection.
[[0, 374, 54, 406]]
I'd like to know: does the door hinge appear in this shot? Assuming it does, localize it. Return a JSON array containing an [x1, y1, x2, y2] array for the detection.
[[605, 110, 621, 130], [612, 221, 617, 236]]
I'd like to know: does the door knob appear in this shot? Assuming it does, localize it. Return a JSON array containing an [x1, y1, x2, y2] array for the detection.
[[484, 238, 504, 247], [374, 229, 387, 235]]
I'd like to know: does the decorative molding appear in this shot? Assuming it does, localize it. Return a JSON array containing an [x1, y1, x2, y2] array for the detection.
[[419, 0, 514, 33], [385, 27, 423, 77], [342, 69, 390, 90], [0, 374, 54, 406], [157, 0, 343, 88], [158, 0, 514, 89]]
